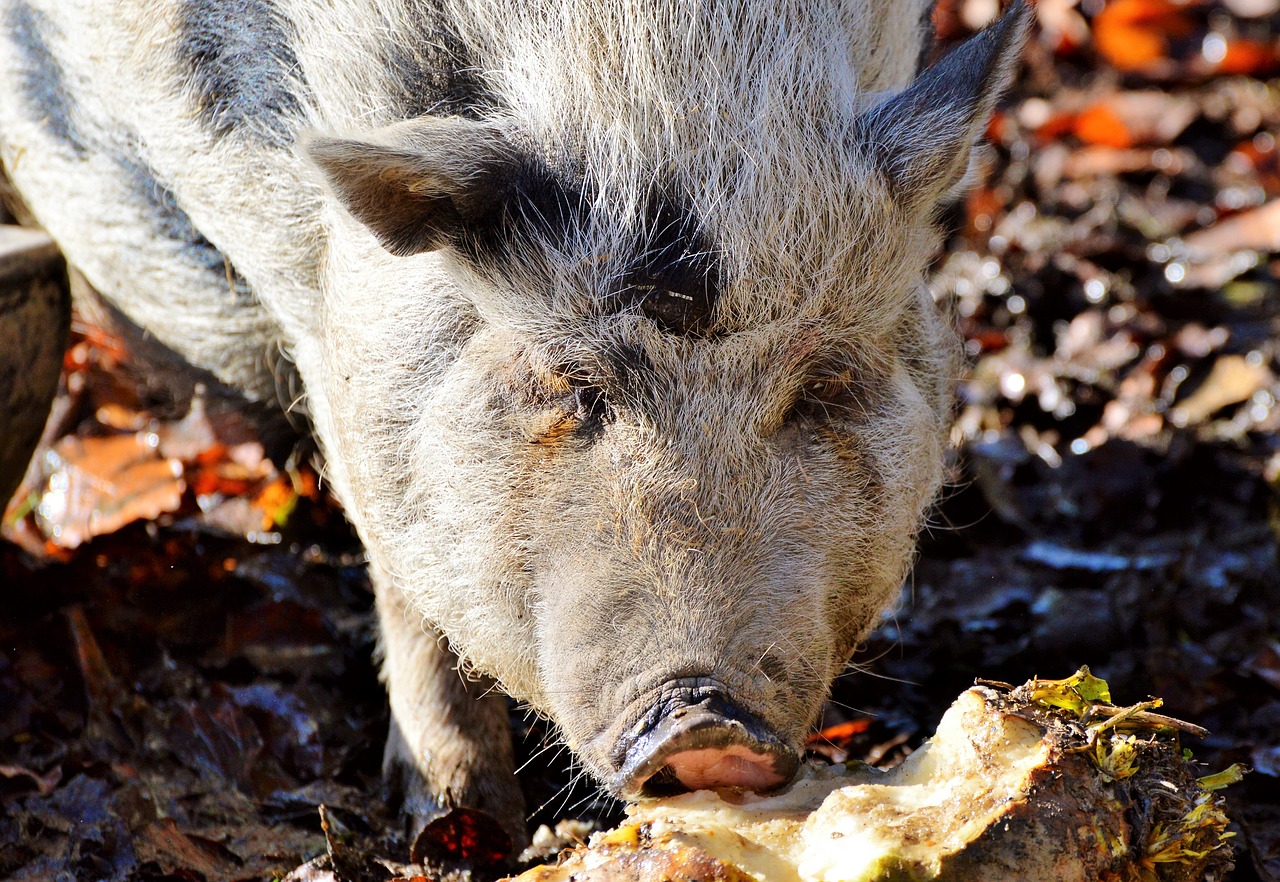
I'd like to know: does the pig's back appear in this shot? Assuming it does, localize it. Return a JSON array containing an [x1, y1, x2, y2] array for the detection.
[[0, 0, 483, 404]]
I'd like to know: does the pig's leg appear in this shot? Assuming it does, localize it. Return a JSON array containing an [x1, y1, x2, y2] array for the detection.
[[375, 566, 529, 859]]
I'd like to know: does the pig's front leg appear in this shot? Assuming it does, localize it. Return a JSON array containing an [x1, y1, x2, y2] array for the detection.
[[374, 566, 529, 865]]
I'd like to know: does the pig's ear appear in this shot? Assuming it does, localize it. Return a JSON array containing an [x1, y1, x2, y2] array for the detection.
[[302, 117, 513, 256], [854, 0, 1030, 211]]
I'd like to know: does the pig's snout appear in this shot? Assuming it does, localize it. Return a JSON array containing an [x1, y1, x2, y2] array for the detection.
[[614, 679, 800, 799]]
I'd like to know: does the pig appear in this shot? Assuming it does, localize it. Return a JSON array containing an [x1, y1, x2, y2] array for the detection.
[[0, 0, 1030, 858]]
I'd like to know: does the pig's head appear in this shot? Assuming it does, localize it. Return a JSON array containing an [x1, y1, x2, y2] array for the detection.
[[304, 3, 1028, 798]]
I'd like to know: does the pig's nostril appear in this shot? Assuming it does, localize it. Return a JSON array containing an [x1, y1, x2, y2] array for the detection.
[[613, 682, 799, 799]]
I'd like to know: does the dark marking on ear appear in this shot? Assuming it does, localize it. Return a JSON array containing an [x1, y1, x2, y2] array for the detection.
[[313, 120, 719, 340], [5, 1, 86, 155], [451, 150, 584, 266], [176, 0, 309, 146], [116, 150, 258, 307], [307, 118, 522, 257], [464, 172, 719, 338], [466, 172, 720, 336]]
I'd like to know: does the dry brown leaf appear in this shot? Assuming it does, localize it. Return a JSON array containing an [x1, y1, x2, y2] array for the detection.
[[136, 819, 244, 880], [36, 433, 185, 548], [1062, 145, 1191, 178], [1184, 199, 1280, 257], [1085, 91, 1199, 146], [1170, 354, 1274, 427]]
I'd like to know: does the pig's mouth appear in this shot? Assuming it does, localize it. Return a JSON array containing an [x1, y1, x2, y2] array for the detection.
[[609, 678, 801, 800]]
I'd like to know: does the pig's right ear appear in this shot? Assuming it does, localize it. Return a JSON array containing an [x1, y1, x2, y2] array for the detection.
[[302, 118, 513, 256], [853, 0, 1031, 212]]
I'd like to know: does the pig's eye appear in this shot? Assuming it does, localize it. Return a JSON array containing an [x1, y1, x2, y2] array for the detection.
[[570, 384, 612, 427], [555, 374, 614, 441], [787, 371, 861, 423], [529, 357, 617, 440], [525, 382, 612, 448]]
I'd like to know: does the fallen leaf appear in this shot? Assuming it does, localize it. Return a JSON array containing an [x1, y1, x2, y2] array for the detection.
[[1062, 146, 1192, 178], [254, 475, 299, 529], [1092, 0, 1196, 72], [806, 718, 877, 763], [1242, 642, 1280, 691], [0, 763, 62, 796], [135, 818, 243, 880], [156, 395, 218, 461], [1184, 199, 1280, 257], [1169, 355, 1274, 427], [36, 433, 184, 548], [65, 605, 123, 715], [808, 718, 875, 747], [1074, 103, 1135, 148], [411, 806, 513, 870], [319, 805, 392, 882], [169, 687, 291, 797], [1213, 38, 1280, 77], [1081, 92, 1199, 147]]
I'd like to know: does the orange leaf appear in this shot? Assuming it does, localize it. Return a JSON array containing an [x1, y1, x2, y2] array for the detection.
[[1093, 0, 1195, 72], [36, 433, 185, 548], [1096, 0, 1196, 32], [1033, 111, 1081, 144], [1096, 25, 1166, 71], [807, 718, 874, 747], [290, 466, 321, 501], [253, 477, 298, 530], [1214, 39, 1280, 77], [69, 315, 131, 366], [1074, 104, 1135, 149]]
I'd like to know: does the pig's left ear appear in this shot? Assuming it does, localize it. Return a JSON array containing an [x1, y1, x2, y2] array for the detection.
[[302, 117, 514, 256], [854, 0, 1031, 212]]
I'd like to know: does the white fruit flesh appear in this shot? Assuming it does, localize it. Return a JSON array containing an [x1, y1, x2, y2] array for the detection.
[[620, 689, 1047, 882]]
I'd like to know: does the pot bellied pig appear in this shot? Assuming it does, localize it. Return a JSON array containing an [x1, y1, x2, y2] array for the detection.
[[0, 0, 1029, 856]]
